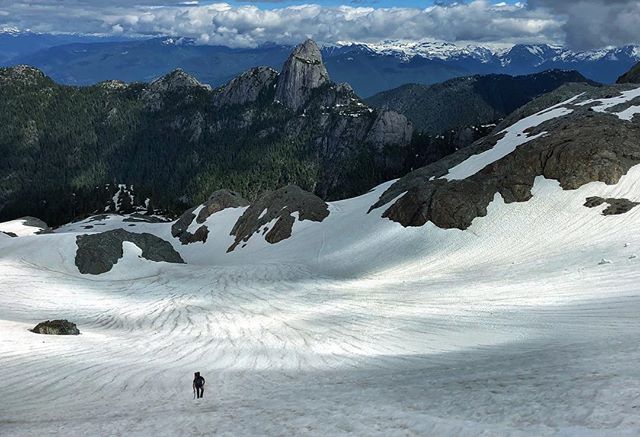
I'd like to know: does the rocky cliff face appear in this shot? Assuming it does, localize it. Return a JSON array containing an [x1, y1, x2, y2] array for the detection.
[[275, 39, 330, 111], [370, 84, 640, 230], [214, 67, 278, 107]]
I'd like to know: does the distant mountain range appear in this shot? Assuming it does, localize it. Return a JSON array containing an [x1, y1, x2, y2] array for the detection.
[[0, 28, 130, 65], [1, 30, 638, 96]]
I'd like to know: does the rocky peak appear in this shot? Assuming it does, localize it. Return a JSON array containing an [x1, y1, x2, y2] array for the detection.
[[142, 68, 210, 110], [214, 66, 278, 107], [0, 65, 47, 85], [97, 80, 128, 91], [275, 39, 330, 111], [148, 68, 209, 93]]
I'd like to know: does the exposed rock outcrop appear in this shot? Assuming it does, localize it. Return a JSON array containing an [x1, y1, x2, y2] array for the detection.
[[31, 320, 80, 335], [275, 39, 330, 111], [172, 190, 249, 245], [142, 68, 210, 110], [2, 231, 17, 238], [214, 67, 278, 107], [76, 229, 184, 275], [617, 62, 640, 84], [584, 197, 639, 215], [228, 185, 329, 252], [370, 85, 640, 230], [11, 216, 51, 234], [367, 110, 414, 149], [0, 65, 49, 86]]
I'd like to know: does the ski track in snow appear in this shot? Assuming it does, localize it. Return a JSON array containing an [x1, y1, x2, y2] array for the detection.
[[3, 127, 640, 434]]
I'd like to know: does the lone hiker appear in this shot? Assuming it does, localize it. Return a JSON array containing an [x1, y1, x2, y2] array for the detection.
[[193, 372, 206, 399]]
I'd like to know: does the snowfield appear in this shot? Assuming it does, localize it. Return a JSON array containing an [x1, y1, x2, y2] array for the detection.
[[2, 90, 640, 435]]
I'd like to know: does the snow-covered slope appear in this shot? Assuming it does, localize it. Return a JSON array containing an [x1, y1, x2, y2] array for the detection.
[[2, 86, 640, 435]]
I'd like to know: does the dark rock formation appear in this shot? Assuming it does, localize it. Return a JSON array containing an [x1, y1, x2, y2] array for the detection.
[[2, 231, 17, 238], [31, 320, 80, 335], [76, 229, 184, 275], [24, 217, 50, 233], [13, 216, 50, 234], [172, 190, 249, 245], [370, 85, 640, 230], [617, 62, 640, 84], [275, 39, 330, 110], [584, 197, 639, 215], [228, 185, 329, 252], [214, 67, 278, 107]]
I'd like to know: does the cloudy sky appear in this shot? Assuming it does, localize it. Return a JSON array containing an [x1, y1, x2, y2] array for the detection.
[[0, 1, 638, 50]]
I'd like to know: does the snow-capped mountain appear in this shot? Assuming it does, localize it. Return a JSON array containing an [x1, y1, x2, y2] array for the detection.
[[338, 39, 640, 66], [341, 39, 501, 62]]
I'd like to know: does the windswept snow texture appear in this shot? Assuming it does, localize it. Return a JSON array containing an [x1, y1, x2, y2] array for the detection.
[[3, 164, 640, 435]]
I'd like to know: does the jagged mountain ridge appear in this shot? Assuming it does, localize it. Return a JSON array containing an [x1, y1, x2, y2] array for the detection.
[[3, 35, 639, 96], [0, 40, 412, 226]]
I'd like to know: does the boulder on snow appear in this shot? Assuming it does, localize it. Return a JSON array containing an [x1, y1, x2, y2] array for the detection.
[[228, 185, 329, 252], [172, 190, 249, 245], [584, 196, 639, 215], [31, 320, 80, 335], [0, 216, 50, 236], [76, 229, 185, 275]]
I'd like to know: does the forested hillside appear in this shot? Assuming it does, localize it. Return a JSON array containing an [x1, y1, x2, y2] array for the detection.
[[0, 41, 412, 226], [367, 70, 594, 134]]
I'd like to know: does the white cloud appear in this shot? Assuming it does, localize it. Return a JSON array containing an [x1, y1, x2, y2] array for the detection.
[[0, 0, 636, 49], [529, 0, 640, 50]]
